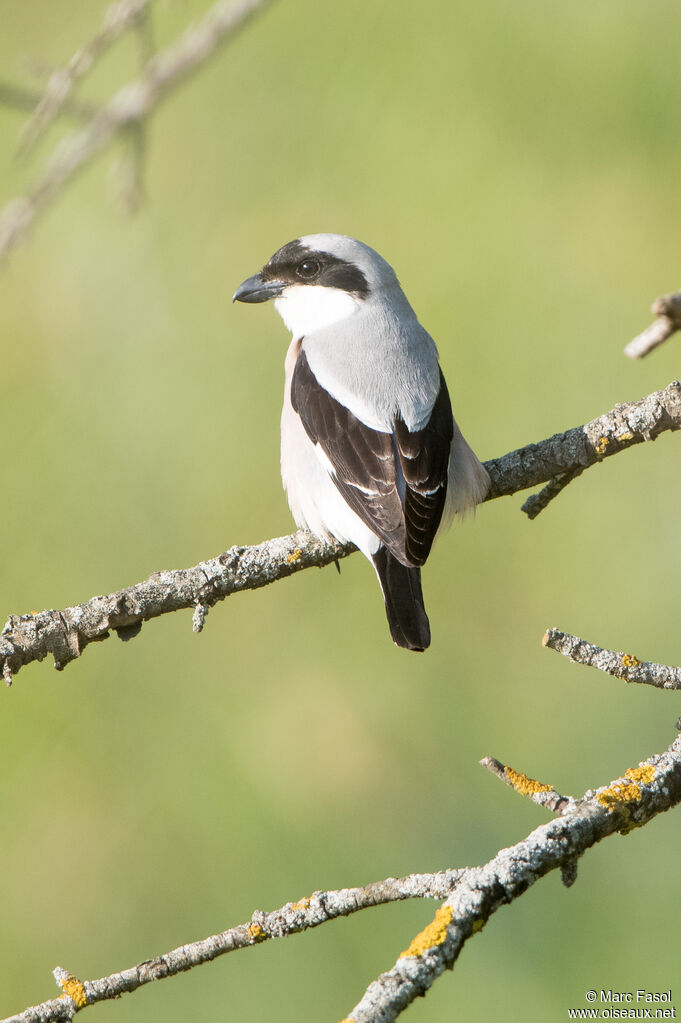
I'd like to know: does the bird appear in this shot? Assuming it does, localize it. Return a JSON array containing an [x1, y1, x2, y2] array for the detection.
[[233, 234, 489, 651]]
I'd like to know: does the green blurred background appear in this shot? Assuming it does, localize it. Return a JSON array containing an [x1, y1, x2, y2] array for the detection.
[[1, 1, 680, 1020]]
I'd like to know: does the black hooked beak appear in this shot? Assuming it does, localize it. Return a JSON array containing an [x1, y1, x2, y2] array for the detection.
[[232, 272, 286, 304]]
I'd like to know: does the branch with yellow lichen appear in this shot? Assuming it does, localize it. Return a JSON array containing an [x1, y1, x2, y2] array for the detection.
[[479, 756, 573, 814], [340, 631, 681, 1022], [543, 628, 681, 691], [1, 870, 468, 1023], [1, 381, 679, 688], [5, 731, 680, 1023], [342, 731, 681, 1023], [479, 756, 579, 886], [4, 621, 681, 1023], [496, 378, 681, 519]]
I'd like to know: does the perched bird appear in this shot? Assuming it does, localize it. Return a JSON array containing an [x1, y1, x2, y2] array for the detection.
[[233, 234, 489, 651]]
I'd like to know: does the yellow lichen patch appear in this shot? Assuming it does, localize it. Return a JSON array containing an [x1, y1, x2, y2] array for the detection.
[[621, 653, 640, 669], [598, 762, 657, 813], [401, 904, 453, 958], [594, 436, 609, 456], [616, 431, 634, 442], [598, 762, 656, 813], [286, 548, 303, 564], [625, 764, 656, 785], [597, 780, 642, 810], [58, 974, 87, 1008], [291, 896, 311, 912], [504, 766, 552, 797], [247, 922, 266, 942]]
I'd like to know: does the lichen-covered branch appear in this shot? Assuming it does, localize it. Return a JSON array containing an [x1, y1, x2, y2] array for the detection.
[[479, 756, 578, 887], [5, 730, 680, 1023], [625, 288, 681, 360], [2, 381, 680, 687], [479, 756, 573, 814], [343, 733, 681, 1023], [0, 531, 352, 685], [485, 378, 681, 517], [543, 628, 681, 691], [0, 0, 276, 259], [1, 869, 467, 1023]]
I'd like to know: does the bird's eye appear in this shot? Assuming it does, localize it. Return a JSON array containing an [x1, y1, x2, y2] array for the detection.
[[296, 259, 320, 280]]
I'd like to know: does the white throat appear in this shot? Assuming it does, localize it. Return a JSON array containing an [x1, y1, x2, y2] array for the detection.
[[274, 284, 360, 336]]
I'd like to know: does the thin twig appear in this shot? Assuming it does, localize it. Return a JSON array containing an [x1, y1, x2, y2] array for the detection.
[[1, 870, 467, 1023], [134, 3, 156, 65], [18, 0, 154, 155], [0, 82, 98, 120], [108, 122, 146, 213], [520, 466, 584, 520], [0, 0, 276, 260], [543, 628, 681, 691], [1, 382, 680, 687], [479, 756, 573, 814], [480, 755, 577, 887], [109, 6, 155, 213], [624, 289, 681, 360]]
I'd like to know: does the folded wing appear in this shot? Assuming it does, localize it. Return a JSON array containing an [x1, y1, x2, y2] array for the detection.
[[290, 348, 453, 567]]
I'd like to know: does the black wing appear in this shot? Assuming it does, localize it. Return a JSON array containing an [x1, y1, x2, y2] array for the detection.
[[394, 371, 453, 565], [291, 348, 452, 567]]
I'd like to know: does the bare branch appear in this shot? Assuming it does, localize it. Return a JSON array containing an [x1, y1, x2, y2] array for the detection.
[[520, 466, 584, 520], [624, 288, 681, 360], [1, 869, 467, 1023], [133, 3, 156, 66], [1, 382, 680, 687], [109, 7, 155, 214], [18, 0, 154, 154], [0, 82, 98, 120], [543, 628, 681, 691], [108, 121, 146, 214], [0, 0, 276, 260]]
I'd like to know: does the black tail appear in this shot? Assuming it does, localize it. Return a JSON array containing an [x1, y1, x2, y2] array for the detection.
[[372, 548, 431, 652]]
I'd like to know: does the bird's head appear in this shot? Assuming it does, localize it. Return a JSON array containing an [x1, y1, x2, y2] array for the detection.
[[233, 234, 403, 335]]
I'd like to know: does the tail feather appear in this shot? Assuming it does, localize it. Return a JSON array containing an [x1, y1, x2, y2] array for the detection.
[[372, 548, 430, 652]]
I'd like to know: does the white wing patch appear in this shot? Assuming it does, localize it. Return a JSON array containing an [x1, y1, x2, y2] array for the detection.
[[314, 442, 336, 477]]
